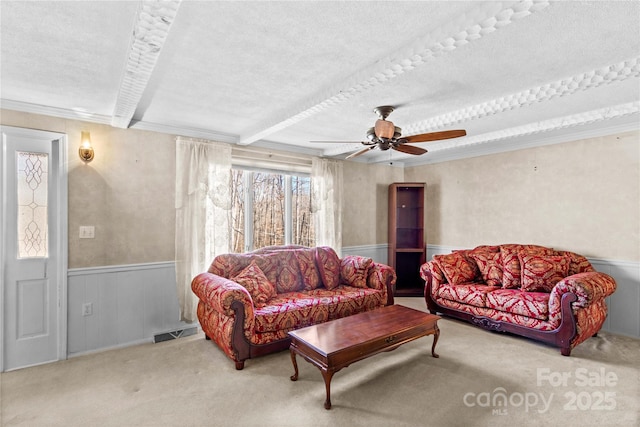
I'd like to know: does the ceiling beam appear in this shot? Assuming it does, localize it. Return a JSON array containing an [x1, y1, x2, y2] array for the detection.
[[237, 0, 551, 145], [111, 1, 182, 129]]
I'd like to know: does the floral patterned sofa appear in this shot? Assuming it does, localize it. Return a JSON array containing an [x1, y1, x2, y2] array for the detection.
[[192, 245, 396, 369], [420, 244, 617, 356]]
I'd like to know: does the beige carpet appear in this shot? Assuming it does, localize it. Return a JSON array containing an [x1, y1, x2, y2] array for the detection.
[[1, 298, 639, 427]]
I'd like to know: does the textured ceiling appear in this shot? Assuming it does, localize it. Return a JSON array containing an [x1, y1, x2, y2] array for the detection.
[[1, 1, 639, 165]]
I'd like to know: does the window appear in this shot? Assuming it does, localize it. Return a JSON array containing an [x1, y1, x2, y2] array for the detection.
[[230, 168, 314, 252]]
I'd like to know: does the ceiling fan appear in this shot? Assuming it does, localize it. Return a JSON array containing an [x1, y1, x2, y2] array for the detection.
[[311, 106, 466, 159]]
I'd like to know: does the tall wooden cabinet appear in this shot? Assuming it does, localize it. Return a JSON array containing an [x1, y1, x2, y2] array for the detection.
[[388, 183, 426, 297]]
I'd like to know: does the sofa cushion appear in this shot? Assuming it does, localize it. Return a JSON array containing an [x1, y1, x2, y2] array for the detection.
[[486, 289, 550, 321], [500, 244, 555, 289], [340, 255, 373, 288], [253, 287, 383, 333], [253, 293, 330, 333], [294, 249, 322, 291], [231, 261, 277, 308], [469, 251, 503, 286], [433, 252, 479, 286], [315, 246, 341, 290], [437, 282, 499, 307], [519, 253, 570, 292]]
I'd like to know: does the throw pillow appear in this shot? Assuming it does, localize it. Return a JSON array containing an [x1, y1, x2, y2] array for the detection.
[[469, 251, 503, 286], [229, 253, 280, 287], [433, 252, 480, 286], [315, 246, 341, 290], [295, 249, 322, 291], [275, 250, 303, 293], [231, 260, 277, 308], [500, 244, 555, 289], [340, 256, 373, 288], [519, 254, 571, 292]]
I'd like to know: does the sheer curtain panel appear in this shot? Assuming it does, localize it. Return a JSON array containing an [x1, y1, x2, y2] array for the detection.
[[175, 137, 232, 322], [311, 158, 343, 255]]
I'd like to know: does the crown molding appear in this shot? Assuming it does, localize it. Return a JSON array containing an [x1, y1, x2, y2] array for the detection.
[[0, 98, 240, 143], [4, 98, 636, 168], [1, 99, 112, 124], [402, 113, 640, 167]]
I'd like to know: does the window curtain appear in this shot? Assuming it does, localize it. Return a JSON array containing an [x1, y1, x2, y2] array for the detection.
[[175, 137, 232, 322], [311, 158, 343, 255]]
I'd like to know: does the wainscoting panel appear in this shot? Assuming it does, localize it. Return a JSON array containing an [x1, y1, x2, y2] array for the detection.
[[67, 262, 196, 356], [590, 259, 640, 339], [341, 244, 388, 265], [66, 249, 638, 357]]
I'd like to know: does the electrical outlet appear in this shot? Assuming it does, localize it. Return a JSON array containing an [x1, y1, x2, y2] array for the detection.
[[82, 302, 93, 316], [79, 226, 95, 239]]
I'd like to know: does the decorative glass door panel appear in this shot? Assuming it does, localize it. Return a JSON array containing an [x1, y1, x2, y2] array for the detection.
[[16, 151, 49, 259]]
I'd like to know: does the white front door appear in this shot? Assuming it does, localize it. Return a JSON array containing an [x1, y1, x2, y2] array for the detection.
[[1, 126, 67, 371]]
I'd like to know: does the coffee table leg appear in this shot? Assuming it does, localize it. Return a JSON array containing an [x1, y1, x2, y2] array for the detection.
[[320, 370, 334, 409], [290, 349, 299, 381], [431, 324, 440, 358]]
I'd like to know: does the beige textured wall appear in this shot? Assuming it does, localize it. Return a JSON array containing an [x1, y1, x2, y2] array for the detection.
[[405, 131, 640, 261], [342, 161, 404, 246], [1, 110, 176, 268], [7, 109, 633, 263], [2, 109, 403, 267]]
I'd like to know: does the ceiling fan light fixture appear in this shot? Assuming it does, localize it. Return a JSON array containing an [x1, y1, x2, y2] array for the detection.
[[310, 105, 466, 160], [374, 119, 395, 139]]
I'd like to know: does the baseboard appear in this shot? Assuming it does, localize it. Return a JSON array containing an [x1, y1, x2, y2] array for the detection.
[[68, 338, 154, 359]]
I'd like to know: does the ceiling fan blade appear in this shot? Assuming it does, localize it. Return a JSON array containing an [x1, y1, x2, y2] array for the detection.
[[404, 129, 467, 143], [393, 144, 427, 156], [310, 140, 364, 144], [345, 146, 375, 160]]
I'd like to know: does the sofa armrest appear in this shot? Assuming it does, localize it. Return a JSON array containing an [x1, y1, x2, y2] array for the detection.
[[368, 263, 397, 305], [191, 272, 255, 321], [420, 261, 447, 297], [550, 272, 617, 309]]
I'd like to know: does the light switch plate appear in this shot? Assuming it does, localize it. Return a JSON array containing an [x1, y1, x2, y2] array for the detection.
[[79, 226, 95, 239]]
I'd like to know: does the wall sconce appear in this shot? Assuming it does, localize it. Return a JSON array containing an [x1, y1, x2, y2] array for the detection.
[[79, 131, 95, 162]]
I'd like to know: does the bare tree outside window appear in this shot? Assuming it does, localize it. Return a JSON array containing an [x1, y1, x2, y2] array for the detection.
[[253, 172, 285, 248], [230, 168, 314, 253], [230, 169, 245, 253], [292, 175, 314, 247]]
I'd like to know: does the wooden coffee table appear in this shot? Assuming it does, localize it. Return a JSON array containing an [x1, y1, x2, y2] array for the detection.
[[288, 304, 440, 409]]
